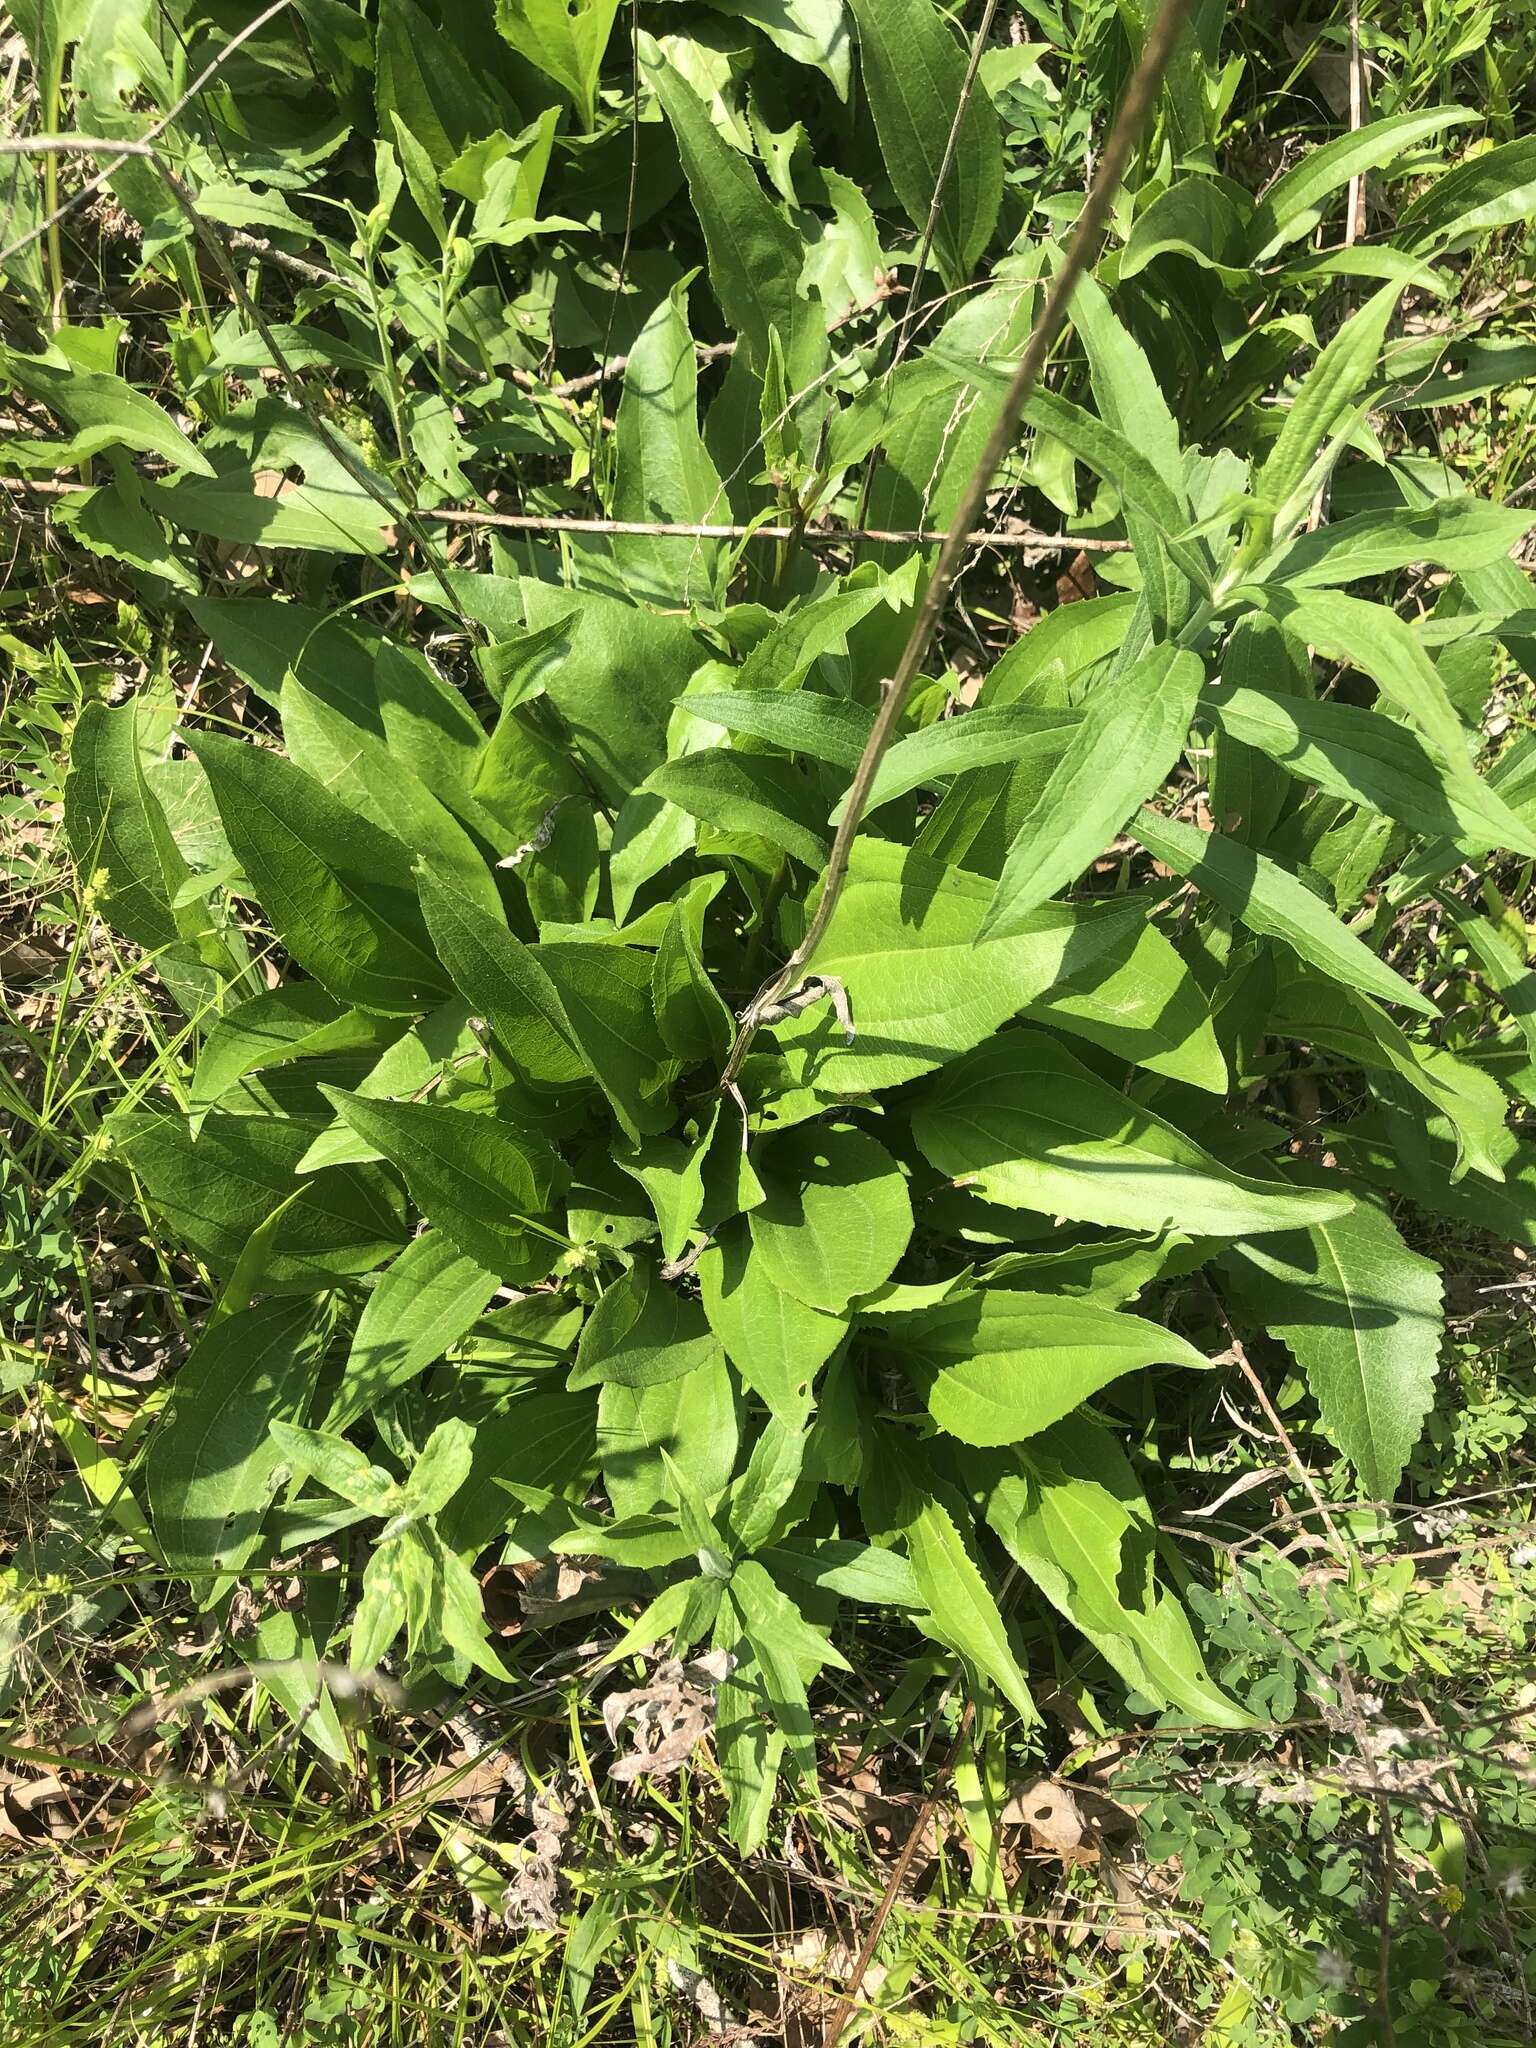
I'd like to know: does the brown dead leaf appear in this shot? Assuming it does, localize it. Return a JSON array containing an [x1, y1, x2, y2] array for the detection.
[[501, 1782, 569, 1930], [1002, 1777, 1088, 1859], [1055, 550, 1097, 604], [602, 1651, 735, 1785], [214, 471, 286, 581], [1098, 1851, 1154, 1947], [411, 1747, 521, 1827], [1010, 588, 1042, 635], [1283, 23, 1352, 117], [819, 1776, 940, 1867], [763, 1931, 889, 2048], [0, 1773, 79, 1845]]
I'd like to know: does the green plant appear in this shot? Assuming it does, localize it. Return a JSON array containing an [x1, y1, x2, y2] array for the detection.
[[5, 0, 1536, 2036]]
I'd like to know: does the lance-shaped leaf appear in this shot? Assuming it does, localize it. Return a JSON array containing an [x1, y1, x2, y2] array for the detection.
[[1020, 389, 1205, 595], [844, 0, 1001, 289], [1205, 681, 1536, 857], [867, 1458, 1035, 1721], [3, 348, 216, 472], [329, 1230, 499, 1431], [1247, 106, 1476, 258], [643, 748, 831, 868], [1069, 272, 1194, 629], [66, 697, 201, 956], [679, 689, 872, 773], [494, 0, 619, 129], [187, 732, 450, 1015], [912, 1031, 1352, 1236], [735, 580, 894, 692], [1252, 283, 1400, 522], [1133, 807, 1441, 1016], [1223, 1180, 1443, 1499], [190, 987, 398, 1127], [979, 1418, 1253, 1726], [319, 1089, 564, 1282], [415, 866, 589, 1089], [610, 281, 727, 604], [280, 673, 503, 921], [1206, 612, 1305, 849], [1121, 176, 1249, 283], [979, 646, 1204, 941], [1271, 972, 1509, 1183], [1268, 497, 1532, 587], [1268, 588, 1484, 780], [848, 703, 1077, 819], [644, 43, 824, 389], [1399, 133, 1536, 249]]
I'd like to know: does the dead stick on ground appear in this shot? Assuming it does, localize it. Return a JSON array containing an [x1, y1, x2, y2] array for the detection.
[[819, 1698, 977, 2048], [718, 0, 1201, 1098]]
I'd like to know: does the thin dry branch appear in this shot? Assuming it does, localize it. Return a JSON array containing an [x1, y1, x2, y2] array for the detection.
[[415, 505, 1131, 551], [3, 475, 1131, 556], [0, 0, 295, 269], [717, 0, 1202, 1094]]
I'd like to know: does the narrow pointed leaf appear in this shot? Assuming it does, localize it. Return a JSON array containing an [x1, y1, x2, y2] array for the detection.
[[1206, 682, 1536, 857], [1134, 807, 1440, 1015], [1254, 283, 1400, 520], [913, 1032, 1352, 1235], [980, 646, 1204, 940]]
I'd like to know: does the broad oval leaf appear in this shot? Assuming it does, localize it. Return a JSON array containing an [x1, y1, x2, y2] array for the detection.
[[699, 1222, 846, 1418], [568, 1260, 723, 1390], [750, 1123, 913, 1312], [110, 1107, 406, 1287], [148, 1297, 323, 1582], [764, 838, 1203, 1096]]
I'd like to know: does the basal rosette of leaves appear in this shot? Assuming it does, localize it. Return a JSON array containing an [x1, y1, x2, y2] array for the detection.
[[26, 0, 1536, 1851]]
